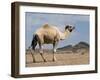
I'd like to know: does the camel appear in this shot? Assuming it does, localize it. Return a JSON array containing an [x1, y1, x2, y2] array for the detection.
[[29, 24, 75, 62]]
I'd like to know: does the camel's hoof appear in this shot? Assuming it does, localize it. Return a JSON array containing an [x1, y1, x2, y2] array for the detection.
[[33, 60, 36, 63], [53, 58, 57, 61], [44, 59, 47, 62], [43, 59, 47, 62]]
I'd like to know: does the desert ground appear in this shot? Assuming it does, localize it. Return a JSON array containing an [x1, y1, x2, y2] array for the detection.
[[26, 49, 89, 67]]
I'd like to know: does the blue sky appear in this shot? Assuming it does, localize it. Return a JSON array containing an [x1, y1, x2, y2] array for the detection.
[[25, 12, 89, 49]]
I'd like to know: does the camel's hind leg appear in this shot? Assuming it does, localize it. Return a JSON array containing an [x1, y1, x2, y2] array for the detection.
[[29, 48, 36, 63], [39, 43, 46, 62]]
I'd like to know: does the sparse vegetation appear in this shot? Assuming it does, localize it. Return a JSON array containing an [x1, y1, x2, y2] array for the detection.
[[26, 42, 89, 67]]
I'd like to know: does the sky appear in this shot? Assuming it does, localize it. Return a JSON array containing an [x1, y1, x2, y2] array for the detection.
[[25, 12, 89, 49]]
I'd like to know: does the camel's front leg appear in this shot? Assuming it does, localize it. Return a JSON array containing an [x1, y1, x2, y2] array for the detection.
[[53, 42, 58, 61], [39, 43, 46, 62]]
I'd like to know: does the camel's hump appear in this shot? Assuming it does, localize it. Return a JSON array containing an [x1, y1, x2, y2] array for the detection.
[[42, 24, 50, 28]]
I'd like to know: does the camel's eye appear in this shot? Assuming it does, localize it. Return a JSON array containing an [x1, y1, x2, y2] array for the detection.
[[70, 26, 72, 29]]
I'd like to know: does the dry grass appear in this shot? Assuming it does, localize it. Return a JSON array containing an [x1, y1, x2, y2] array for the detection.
[[26, 49, 89, 67]]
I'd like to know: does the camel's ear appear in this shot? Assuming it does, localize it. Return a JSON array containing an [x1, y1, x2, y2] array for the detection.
[[65, 25, 69, 30]]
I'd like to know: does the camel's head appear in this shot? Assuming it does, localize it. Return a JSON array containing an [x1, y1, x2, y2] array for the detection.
[[65, 25, 75, 32]]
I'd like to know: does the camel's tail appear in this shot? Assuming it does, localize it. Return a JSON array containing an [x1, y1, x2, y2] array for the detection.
[[30, 34, 38, 50]]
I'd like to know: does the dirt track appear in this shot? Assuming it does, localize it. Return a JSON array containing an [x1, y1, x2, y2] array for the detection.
[[26, 49, 89, 67]]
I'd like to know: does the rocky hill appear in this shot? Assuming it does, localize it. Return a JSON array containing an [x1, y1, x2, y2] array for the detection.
[[58, 42, 89, 52]]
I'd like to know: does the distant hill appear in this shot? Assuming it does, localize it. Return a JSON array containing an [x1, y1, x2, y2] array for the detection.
[[58, 42, 89, 52], [58, 45, 72, 51], [74, 42, 89, 48]]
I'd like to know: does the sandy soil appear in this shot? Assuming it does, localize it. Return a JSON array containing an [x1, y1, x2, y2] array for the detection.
[[26, 49, 89, 67]]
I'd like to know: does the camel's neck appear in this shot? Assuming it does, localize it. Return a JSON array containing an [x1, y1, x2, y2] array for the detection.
[[60, 30, 71, 40]]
